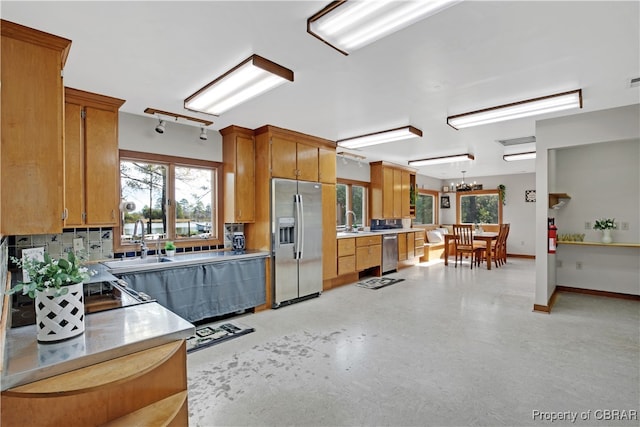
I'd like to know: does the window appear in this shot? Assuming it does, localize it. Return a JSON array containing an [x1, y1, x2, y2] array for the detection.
[[414, 190, 437, 224], [117, 150, 221, 250], [336, 179, 368, 230], [456, 190, 502, 224]]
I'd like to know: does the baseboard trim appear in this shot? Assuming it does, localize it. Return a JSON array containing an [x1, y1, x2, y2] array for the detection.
[[532, 287, 560, 314], [556, 286, 640, 301], [508, 253, 535, 259]]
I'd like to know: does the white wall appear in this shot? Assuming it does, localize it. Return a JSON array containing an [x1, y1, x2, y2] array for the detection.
[[118, 112, 222, 161], [336, 157, 370, 182], [554, 139, 640, 295], [535, 104, 640, 305]]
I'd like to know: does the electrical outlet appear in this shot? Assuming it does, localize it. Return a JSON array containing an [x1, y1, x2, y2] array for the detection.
[[621, 222, 629, 230], [584, 222, 591, 230], [73, 238, 84, 251], [556, 260, 563, 268], [576, 261, 583, 270]]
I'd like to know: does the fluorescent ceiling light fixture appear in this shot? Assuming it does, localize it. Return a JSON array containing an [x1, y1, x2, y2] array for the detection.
[[447, 89, 582, 130], [184, 54, 293, 115], [337, 126, 422, 149], [408, 153, 474, 166], [308, 0, 462, 55], [503, 151, 536, 161]]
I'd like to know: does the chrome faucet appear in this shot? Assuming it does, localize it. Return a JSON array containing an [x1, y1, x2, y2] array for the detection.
[[133, 219, 148, 258], [346, 210, 357, 232]]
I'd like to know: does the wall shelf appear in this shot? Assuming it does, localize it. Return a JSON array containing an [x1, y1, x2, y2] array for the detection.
[[558, 241, 640, 248], [549, 192, 571, 208]]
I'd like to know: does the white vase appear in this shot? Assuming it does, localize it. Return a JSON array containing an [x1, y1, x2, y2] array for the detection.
[[601, 229, 613, 244], [35, 282, 85, 342], [165, 249, 175, 257]]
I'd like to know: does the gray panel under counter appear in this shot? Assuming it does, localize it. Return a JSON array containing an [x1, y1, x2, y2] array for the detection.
[[117, 252, 268, 323], [2, 302, 194, 391]]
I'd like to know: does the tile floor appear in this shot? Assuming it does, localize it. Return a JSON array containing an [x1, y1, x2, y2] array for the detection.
[[186, 258, 639, 426]]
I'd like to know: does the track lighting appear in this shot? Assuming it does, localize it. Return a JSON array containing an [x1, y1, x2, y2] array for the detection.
[[144, 107, 213, 136], [155, 119, 166, 134]]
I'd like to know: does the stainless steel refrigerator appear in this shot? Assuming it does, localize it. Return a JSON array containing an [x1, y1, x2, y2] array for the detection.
[[272, 178, 323, 307]]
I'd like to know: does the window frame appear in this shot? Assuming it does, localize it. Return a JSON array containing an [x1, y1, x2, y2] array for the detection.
[[115, 150, 223, 252], [415, 189, 439, 225], [336, 178, 369, 231], [455, 189, 503, 225]]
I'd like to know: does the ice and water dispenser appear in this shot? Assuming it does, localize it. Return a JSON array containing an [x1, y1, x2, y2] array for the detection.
[[277, 217, 295, 247]]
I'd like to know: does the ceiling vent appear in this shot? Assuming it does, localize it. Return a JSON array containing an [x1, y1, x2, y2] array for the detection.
[[496, 136, 536, 146], [630, 77, 640, 88]]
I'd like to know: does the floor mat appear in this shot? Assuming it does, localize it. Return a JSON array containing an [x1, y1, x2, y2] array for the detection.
[[356, 277, 405, 290], [186, 322, 254, 353]]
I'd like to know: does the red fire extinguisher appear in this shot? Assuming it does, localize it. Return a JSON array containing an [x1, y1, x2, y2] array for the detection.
[[548, 224, 557, 254]]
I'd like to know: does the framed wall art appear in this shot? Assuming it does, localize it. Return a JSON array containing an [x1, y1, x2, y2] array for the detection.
[[440, 195, 450, 209], [525, 190, 536, 202]]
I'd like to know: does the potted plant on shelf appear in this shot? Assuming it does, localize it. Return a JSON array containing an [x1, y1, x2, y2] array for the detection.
[[7, 251, 93, 342], [593, 218, 616, 244], [165, 241, 176, 257]]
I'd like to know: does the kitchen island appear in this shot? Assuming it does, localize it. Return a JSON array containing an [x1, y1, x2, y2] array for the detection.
[[1, 298, 194, 426]]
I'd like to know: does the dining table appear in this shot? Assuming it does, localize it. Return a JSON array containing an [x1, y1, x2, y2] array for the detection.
[[443, 231, 499, 270]]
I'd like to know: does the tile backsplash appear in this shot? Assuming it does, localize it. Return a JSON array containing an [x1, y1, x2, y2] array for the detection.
[[10, 227, 114, 263]]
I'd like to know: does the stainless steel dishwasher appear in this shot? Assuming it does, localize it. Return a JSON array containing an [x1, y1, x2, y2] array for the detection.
[[382, 234, 398, 274]]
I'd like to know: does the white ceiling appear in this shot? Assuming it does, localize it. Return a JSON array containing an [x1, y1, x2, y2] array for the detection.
[[3, 1, 639, 180]]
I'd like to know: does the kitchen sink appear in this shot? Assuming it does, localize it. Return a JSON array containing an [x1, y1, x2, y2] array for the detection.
[[101, 257, 174, 270]]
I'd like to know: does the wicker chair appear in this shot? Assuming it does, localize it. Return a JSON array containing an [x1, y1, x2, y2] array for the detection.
[[452, 224, 485, 269]]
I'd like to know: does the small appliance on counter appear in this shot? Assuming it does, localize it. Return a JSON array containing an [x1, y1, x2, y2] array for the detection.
[[232, 232, 246, 254], [370, 218, 404, 231]]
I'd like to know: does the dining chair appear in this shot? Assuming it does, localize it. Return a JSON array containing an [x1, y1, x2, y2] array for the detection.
[[452, 224, 485, 269], [489, 223, 510, 268]]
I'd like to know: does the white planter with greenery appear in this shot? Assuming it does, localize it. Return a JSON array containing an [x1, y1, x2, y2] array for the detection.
[[593, 218, 616, 244], [8, 252, 92, 343], [35, 282, 85, 342]]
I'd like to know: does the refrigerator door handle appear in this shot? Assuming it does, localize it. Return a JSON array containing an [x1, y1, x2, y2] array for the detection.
[[294, 194, 301, 260], [298, 194, 305, 260]]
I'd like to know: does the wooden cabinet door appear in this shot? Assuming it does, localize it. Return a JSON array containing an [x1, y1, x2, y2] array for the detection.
[[393, 168, 402, 218], [356, 246, 369, 271], [1, 30, 67, 235], [84, 106, 119, 225], [398, 232, 407, 261], [64, 102, 85, 227], [401, 171, 410, 218], [318, 147, 336, 184], [296, 142, 318, 182], [235, 135, 255, 222], [369, 244, 382, 269], [407, 232, 415, 258], [382, 167, 394, 219], [271, 136, 297, 179], [322, 185, 337, 280]]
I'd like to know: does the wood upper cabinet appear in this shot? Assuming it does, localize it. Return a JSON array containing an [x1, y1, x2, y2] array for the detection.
[[370, 162, 416, 220], [255, 125, 336, 183], [221, 126, 256, 223], [64, 88, 125, 227], [318, 147, 336, 184], [1, 20, 71, 235]]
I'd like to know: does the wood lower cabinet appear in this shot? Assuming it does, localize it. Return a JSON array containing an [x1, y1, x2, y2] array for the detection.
[[398, 232, 416, 261], [1, 20, 71, 235], [221, 125, 256, 223], [415, 233, 425, 258], [356, 235, 382, 271], [64, 88, 125, 227], [337, 238, 356, 276], [1, 340, 189, 427]]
